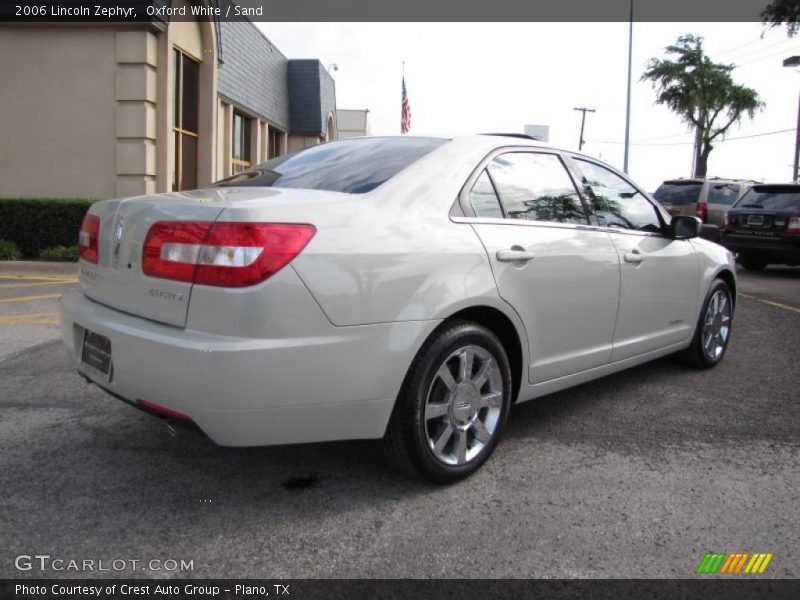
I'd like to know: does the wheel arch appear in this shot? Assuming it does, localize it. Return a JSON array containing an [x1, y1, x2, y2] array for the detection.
[[440, 305, 525, 403], [715, 267, 737, 309]]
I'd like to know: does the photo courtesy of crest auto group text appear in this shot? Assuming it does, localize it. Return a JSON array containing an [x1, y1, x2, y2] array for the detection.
[[0, 0, 798, 599]]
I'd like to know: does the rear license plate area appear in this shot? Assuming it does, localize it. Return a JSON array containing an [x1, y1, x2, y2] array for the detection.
[[81, 329, 112, 380], [747, 214, 764, 226]]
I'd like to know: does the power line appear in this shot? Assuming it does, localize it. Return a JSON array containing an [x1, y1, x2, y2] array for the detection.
[[718, 35, 796, 63], [714, 29, 782, 58], [735, 46, 800, 68], [592, 128, 794, 146]]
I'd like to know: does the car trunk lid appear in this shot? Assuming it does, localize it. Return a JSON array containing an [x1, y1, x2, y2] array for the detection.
[[79, 190, 230, 328]]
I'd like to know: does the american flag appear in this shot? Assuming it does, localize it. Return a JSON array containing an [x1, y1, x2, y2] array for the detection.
[[401, 77, 411, 134]]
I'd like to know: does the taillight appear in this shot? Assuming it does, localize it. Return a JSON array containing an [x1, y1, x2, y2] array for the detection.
[[696, 202, 707, 223], [788, 216, 800, 235], [142, 221, 316, 287], [78, 213, 100, 264], [725, 213, 737, 228]]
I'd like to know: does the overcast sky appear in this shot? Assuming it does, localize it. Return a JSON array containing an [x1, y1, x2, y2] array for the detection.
[[260, 22, 800, 191]]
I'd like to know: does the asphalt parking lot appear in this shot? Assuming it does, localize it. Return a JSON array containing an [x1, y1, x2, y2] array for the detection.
[[1, 265, 798, 579]]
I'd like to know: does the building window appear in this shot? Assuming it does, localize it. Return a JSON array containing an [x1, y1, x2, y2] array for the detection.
[[232, 110, 251, 174], [172, 47, 199, 191], [268, 128, 285, 159]]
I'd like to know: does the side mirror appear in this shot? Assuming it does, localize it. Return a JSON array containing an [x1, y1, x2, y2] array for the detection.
[[669, 215, 702, 240]]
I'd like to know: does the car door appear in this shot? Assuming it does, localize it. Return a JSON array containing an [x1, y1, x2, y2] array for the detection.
[[571, 157, 699, 361], [463, 150, 621, 384]]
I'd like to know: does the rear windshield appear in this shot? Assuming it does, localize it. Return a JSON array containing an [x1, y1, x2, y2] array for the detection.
[[735, 186, 800, 211], [653, 182, 702, 205], [213, 137, 448, 194]]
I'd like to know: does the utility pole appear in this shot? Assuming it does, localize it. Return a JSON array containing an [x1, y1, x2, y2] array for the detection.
[[783, 56, 800, 181], [623, 0, 634, 173], [574, 107, 596, 151]]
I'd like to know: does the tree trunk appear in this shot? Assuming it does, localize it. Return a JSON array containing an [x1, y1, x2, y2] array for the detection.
[[692, 124, 703, 177], [696, 142, 713, 178]]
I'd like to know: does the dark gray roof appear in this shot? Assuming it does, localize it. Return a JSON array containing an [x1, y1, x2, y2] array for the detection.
[[217, 20, 291, 131], [288, 60, 337, 136]]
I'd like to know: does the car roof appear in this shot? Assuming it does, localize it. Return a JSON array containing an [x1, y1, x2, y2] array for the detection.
[[659, 177, 758, 185]]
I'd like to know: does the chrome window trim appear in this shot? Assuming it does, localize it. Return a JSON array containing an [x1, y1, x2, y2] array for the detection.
[[451, 215, 665, 237]]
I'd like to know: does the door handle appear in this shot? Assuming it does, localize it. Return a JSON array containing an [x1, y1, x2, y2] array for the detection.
[[623, 252, 646, 264], [496, 249, 536, 263]]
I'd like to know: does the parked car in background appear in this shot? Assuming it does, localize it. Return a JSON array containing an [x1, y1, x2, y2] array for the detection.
[[653, 178, 756, 238], [721, 183, 800, 270], [61, 135, 737, 483]]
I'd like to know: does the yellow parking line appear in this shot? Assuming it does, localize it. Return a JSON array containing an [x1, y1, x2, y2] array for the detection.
[[740, 292, 800, 314], [0, 311, 59, 320], [0, 293, 62, 304], [0, 318, 59, 325], [760, 299, 800, 314], [0, 274, 76, 282], [0, 281, 77, 289]]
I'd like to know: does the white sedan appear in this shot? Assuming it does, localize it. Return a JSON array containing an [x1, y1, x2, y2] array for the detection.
[[61, 135, 736, 483]]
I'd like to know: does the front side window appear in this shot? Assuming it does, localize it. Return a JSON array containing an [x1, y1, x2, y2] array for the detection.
[[707, 183, 740, 206], [172, 48, 199, 191], [575, 159, 662, 233], [232, 111, 251, 174], [487, 153, 587, 224], [469, 170, 504, 218]]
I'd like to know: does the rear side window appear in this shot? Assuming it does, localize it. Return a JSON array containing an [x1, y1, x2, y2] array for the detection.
[[469, 170, 504, 218], [736, 186, 800, 210], [213, 137, 448, 194], [487, 152, 587, 224], [653, 182, 702, 205], [707, 183, 740, 205]]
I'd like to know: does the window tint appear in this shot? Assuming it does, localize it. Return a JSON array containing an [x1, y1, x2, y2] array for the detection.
[[576, 159, 662, 233], [469, 170, 504, 218], [487, 153, 587, 224], [707, 183, 740, 205], [736, 186, 800, 210], [653, 182, 702, 205], [213, 137, 448, 194]]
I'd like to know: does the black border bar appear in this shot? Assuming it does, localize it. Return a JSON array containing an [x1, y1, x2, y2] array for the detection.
[[4, 579, 800, 600], [0, 0, 776, 23]]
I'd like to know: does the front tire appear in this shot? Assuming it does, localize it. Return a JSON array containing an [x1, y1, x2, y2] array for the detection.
[[677, 278, 733, 369], [384, 320, 512, 484]]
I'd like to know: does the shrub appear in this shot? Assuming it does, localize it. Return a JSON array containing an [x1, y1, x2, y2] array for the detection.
[[0, 239, 22, 260], [39, 245, 79, 262], [0, 198, 94, 258]]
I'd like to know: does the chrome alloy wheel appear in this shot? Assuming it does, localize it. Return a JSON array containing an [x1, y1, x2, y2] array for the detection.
[[701, 289, 732, 361], [423, 345, 504, 466]]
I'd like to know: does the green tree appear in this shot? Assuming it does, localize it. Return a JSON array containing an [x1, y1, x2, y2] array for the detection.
[[762, 0, 800, 36], [641, 34, 764, 177]]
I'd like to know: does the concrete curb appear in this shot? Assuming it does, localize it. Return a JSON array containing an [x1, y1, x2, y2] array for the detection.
[[0, 260, 79, 276]]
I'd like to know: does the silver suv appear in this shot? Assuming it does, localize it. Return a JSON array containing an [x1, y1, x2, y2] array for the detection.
[[653, 178, 756, 229]]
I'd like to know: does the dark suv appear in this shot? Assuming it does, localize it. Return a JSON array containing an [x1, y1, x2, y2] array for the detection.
[[720, 183, 800, 270]]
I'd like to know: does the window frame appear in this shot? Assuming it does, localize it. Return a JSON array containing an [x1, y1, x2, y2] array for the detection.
[[455, 147, 592, 229], [172, 46, 200, 192], [231, 109, 252, 174]]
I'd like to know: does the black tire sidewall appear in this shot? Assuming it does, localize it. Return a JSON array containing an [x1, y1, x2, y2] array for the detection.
[[692, 279, 733, 368], [403, 322, 512, 482]]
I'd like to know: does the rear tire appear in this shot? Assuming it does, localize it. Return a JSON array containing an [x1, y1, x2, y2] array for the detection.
[[677, 278, 733, 369], [384, 320, 512, 484], [739, 254, 768, 271]]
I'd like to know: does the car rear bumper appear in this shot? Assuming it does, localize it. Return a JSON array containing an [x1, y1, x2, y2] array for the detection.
[[720, 235, 800, 263], [60, 291, 439, 446]]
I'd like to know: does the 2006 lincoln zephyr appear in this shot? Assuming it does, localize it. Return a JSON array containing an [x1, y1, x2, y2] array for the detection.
[[61, 135, 736, 482]]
